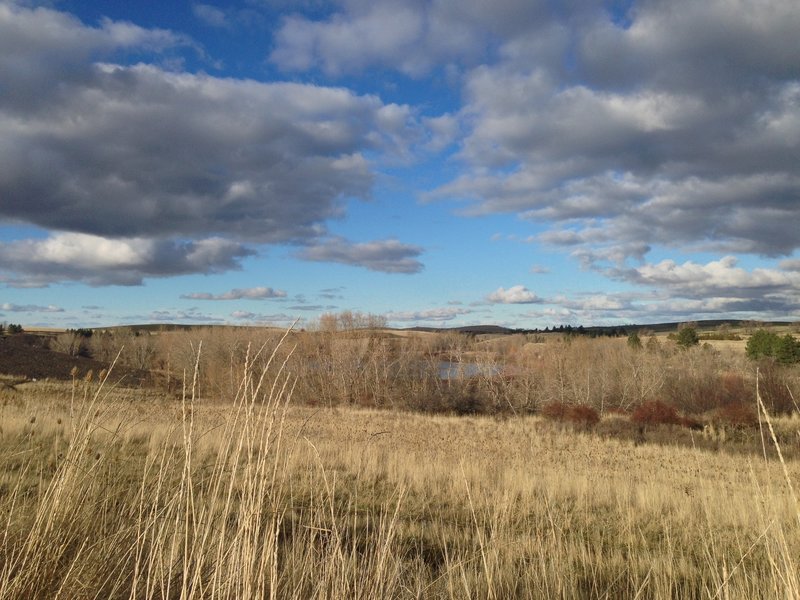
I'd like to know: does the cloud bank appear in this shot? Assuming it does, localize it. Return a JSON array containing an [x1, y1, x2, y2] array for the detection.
[[0, 233, 251, 286], [0, 2, 424, 285]]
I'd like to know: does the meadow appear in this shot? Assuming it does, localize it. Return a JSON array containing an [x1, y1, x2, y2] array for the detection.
[[1, 322, 799, 598]]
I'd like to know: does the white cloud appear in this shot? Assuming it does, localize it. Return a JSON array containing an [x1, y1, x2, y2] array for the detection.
[[628, 256, 800, 299], [0, 303, 63, 313], [487, 285, 540, 304], [0, 233, 252, 286], [192, 4, 229, 28]]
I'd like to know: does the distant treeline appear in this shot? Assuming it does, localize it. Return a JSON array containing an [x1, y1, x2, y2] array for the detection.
[[416, 319, 797, 337], [0, 323, 24, 335]]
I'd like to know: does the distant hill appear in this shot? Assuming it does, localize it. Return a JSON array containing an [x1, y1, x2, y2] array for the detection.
[[47, 318, 798, 337]]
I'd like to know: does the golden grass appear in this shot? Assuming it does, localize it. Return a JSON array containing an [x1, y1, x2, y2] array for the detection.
[[1, 347, 799, 600]]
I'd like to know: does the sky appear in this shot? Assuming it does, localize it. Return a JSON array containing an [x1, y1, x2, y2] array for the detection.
[[0, 0, 799, 330]]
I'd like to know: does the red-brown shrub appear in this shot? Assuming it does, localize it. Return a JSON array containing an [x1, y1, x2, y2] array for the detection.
[[717, 402, 759, 428], [540, 401, 570, 421], [567, 404, 601, 428], [631, 400, 682, 426], [540, 401, 600, 429]]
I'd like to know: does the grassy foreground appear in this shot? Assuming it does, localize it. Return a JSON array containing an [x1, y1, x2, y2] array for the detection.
[[1, 345, 799, 598]]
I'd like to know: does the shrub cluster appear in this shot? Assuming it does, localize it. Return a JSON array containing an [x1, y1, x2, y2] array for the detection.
[[631, 400, 700, 429], [746, 329, 800, 364], [540, 401, 600, 429], [631, 400, 682, 426], [41, 320, 799, 422], [714, 402, 758, 428]]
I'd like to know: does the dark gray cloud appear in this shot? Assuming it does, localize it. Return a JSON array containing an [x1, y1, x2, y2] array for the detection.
[[0, 63, 380, 242], [297, 237, 424, 273], [0, 2, 190, 114], [579, 0, 800, 94], [181, 287, 288, 300], [0, 233, 252, 286]]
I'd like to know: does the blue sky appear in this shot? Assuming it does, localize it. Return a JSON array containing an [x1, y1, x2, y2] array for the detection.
[[1, 0, 799, 329]]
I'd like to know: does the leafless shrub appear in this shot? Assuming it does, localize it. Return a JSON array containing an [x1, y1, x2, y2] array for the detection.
[[50, 332, 88, 357]]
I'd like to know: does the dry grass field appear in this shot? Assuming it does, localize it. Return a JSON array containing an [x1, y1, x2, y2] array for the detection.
[[1, 327, 799, 598]]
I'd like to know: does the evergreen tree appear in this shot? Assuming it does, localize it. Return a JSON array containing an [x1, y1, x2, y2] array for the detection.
[[675, 326, 699, 348], [627, 331, 642, 349]]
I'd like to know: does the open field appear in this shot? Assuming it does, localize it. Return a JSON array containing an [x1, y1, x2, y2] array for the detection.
[[1, 375, 799, 598], [1, 326, 799, 598]]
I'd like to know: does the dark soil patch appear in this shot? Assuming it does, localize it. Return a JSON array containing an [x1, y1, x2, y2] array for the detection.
[[0, 334, 150, 386]]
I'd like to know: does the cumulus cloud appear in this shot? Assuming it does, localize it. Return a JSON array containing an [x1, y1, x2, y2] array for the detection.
[[426, 0, 800, 262], [487, 285, 540, 304], [181, 287, 287, 301], [297, 237, 424, 273], [0, 303, 64, 313], [0, 3, 430, 284], [0, 62, 379, 242], [620, 256, 800, 300], [385, 307, 472, 322], [541, 256, 800, 321], [0, 1, 190, 114], [269, 0, 564, 77], [270, 1, 482, 76], [0, 233, 252, 286]]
